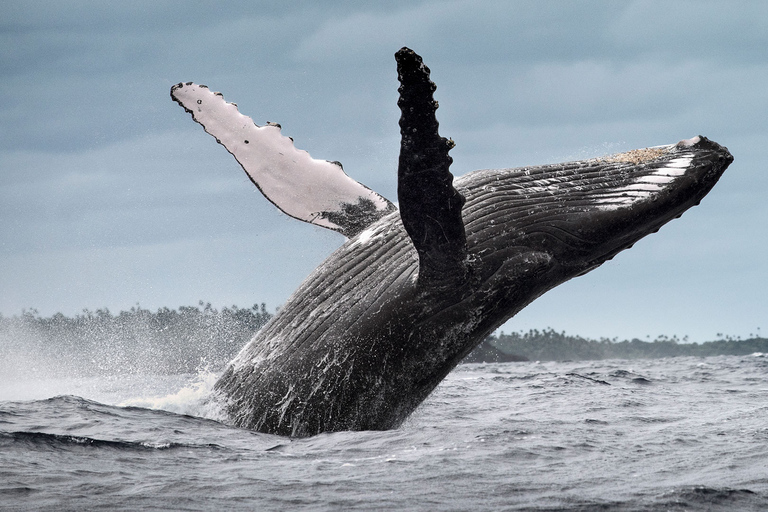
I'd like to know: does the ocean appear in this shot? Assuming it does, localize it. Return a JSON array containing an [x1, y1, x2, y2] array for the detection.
[[2, 354, 767, 511]]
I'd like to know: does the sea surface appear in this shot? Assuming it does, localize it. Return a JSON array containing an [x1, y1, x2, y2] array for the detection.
[[2, 354, 767, 511]]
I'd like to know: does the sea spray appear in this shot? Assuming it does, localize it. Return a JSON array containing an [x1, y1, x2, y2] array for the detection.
[[120, 364, 226, 422]]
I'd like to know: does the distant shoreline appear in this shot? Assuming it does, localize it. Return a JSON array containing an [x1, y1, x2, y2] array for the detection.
[[469, 328, 768, 363], [1, 306, 765, 371]]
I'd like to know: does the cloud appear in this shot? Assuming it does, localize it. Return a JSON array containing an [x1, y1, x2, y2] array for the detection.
[[609, 0, 768, 64], [0, 228, 339, 317], [0, 130, 284, 254], [0, 0, 764, 341], [0, 3, 328, 153], [291, 1, 629, 66]]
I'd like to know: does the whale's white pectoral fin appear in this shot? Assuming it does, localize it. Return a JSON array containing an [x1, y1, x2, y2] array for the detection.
[[171, 82, 396, 238]]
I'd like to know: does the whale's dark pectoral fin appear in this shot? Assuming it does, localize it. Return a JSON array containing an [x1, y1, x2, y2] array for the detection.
[[170, 82, 395, 238], [395, 48, 468, 286]]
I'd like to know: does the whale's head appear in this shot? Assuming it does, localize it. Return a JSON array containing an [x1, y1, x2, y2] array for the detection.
[[459, 135, 733, 285]]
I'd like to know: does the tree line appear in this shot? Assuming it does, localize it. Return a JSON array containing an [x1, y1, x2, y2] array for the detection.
[[478, 328, 768, 362], [0, 303, 272, 377], [2, 305, 765, 378]]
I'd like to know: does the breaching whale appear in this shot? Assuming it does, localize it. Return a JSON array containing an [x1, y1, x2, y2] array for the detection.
[[171, 48, 732, 437]]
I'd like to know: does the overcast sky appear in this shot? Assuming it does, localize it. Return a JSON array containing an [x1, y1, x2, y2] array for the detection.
[[1, 1, 765, 342]]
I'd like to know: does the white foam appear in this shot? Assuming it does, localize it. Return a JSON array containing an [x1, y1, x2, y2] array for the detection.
[[120, 369, 222, 419]]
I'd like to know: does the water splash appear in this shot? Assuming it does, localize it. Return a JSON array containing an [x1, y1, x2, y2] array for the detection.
[[120, 365, 225, 421]]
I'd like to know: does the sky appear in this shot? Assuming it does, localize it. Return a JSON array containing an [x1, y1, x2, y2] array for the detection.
[[1, 1, 765, 342]]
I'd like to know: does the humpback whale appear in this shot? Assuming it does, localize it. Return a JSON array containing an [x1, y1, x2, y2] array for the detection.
[[171, 48, 732, 437]]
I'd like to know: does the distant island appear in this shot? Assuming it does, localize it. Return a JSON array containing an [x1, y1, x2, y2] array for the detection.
[[1, 305, 765, 377], [467, 328, 768, 363]]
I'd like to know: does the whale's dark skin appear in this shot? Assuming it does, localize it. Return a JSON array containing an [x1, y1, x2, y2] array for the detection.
[[174, 48, 732, 437]]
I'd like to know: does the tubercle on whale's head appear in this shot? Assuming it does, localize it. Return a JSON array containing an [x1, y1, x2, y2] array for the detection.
[[459, 136, 733, 278], [676, 135, 702, 148]]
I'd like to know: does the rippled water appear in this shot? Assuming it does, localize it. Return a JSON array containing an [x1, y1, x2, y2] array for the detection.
[[2, 355, 768, 511]]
